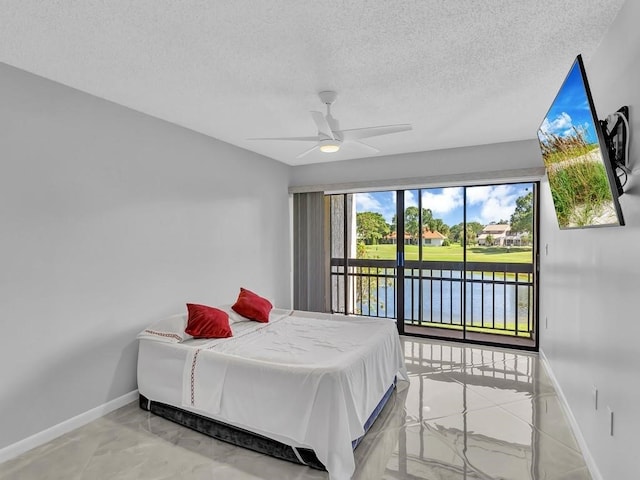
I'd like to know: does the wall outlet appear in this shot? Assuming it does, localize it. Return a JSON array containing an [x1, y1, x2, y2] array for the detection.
[[607, 406, 614, 436], [593, 386, 598, 410]]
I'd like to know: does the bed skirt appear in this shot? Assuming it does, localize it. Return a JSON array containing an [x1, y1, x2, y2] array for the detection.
[[139, 378, 397, 471]]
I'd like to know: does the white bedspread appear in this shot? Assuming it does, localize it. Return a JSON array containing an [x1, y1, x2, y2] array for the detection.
[[181, 309, 407, 480]]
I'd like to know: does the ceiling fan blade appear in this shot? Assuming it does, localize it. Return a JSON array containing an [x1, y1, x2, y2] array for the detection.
[[339, 124, 412, 140], [352, 140, 380, 154], [296, 144, 320, 158], [310, 111, 334, 140], [248, 136, 320, 142]]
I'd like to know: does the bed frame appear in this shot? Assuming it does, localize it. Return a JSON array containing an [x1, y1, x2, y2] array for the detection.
[[139, 378, 397, 471]]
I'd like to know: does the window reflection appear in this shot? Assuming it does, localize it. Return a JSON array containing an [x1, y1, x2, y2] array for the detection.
[[390, 339, 540, 480]]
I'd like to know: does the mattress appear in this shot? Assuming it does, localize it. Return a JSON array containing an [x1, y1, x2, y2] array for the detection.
[[137, 309, 408, 480]]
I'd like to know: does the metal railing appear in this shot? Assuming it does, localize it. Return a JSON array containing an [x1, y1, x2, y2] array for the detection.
[[331, 258, 535, 338]]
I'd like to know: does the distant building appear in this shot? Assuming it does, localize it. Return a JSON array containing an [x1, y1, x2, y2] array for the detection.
[[477, 224, 510, 246], [384, 228, 447, 246], [384, 230, 412, 245], [504, 231, 528, 246], [477, 224, 530, 246], [421, 228, 446, 246]]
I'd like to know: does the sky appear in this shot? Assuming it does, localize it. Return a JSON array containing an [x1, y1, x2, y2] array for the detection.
[[354, 183, 532, 228], [538, 57, 598, 145]]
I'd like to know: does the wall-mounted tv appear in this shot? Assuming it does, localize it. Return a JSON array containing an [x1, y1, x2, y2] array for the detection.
[[537, 54, 624, 229]]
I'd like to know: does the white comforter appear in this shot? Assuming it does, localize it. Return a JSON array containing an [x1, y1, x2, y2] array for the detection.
[[181, 309, 407, 480]]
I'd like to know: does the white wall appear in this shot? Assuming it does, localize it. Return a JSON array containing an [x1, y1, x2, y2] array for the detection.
[[538, 1, 640, 479], [0, 63, 291, 450]]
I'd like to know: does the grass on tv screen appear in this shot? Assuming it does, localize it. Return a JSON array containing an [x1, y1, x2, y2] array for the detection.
[[537, 56, 623, 229]]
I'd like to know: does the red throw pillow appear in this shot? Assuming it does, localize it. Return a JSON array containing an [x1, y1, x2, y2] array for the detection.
[[185, 303, 232, 338], [231, 288, 273, 323]]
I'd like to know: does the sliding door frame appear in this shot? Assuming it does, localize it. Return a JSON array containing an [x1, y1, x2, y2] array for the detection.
[[328, 181, 540, 351]]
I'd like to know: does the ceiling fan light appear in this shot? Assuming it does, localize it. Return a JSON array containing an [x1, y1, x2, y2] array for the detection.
[[319, 139, 341, 153]]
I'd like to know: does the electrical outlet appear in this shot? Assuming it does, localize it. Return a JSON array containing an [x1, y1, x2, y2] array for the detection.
[[593, 386, 598, 410], [608, 406, 614, 436]]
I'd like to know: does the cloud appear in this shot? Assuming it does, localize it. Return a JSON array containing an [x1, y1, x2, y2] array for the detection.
[[355, 184, 530, 227], [466, 185, 521, 224], [356, 191, 396, 222], [399, 190, 415, 208], [385, 190, 417, 219], [355, 192, 383, 212], [421, 187, 463, 215], [540, 111, 574, 137]]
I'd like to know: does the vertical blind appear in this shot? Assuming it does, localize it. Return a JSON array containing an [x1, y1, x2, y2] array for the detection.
[[292, 192, 329, 312]]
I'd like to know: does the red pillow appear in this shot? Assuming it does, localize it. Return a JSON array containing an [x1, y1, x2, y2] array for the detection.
[[185, 303, 232, 338], [231, 288, 273, 323]]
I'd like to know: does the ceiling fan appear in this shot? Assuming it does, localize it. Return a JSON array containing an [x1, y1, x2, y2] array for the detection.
[[249, 91, 412, 158]]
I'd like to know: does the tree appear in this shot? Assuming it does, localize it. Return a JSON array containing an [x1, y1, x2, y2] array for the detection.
[[450, 221, 483, 245], [403, 206, 419, 242], [485, 234, 494, 246], [467, 221, 485, 236], [464, 226, 478, 246], [429, 218, 450, 237], [356, 212, 390, 245], [403, 207, 437, 243], [464, 222, 483, 246], [449, 223, 463, 244], [510, 191, 533, 233]]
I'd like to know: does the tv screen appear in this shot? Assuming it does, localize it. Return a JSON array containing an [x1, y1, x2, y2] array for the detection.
[[537, 55, 624, 229]]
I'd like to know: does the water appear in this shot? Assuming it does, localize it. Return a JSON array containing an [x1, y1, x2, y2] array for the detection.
[[358, 270, 532, 332]]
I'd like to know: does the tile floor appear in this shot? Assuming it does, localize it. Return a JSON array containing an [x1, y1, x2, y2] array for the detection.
[[0, 337, 592, 480]]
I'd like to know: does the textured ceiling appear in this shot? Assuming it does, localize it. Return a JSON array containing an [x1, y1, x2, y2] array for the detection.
[[0, 1, 626, 166]]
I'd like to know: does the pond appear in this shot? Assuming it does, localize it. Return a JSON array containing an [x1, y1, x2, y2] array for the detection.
[[356, 269, 533, 333]]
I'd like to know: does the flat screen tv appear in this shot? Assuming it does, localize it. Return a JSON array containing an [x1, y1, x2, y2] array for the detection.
[[537, 54, 624, 229]]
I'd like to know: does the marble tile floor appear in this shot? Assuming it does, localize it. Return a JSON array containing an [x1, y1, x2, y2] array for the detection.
[[0, 337, 592, 480]]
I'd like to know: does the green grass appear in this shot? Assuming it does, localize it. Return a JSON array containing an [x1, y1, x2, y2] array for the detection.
[[407, 321, 532, 338], [539, 126, 596, 165], [363, 244, 533, 263], [548, 160, 613, 227], [543, 143, 598, 165]]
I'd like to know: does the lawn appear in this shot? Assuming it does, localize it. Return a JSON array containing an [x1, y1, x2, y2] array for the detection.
[[408, 321, 532, 338], [363, 244, 533, 263]]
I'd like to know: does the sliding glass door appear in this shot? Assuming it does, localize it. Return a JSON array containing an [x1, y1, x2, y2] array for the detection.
[[403, 187, 465, 341], [329, 182, 538, 349], [462, 184, 536, 347]]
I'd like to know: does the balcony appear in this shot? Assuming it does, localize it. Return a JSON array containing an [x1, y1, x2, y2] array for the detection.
[[331, 257, 535, 345]]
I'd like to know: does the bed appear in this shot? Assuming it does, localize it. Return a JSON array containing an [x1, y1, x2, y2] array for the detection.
[[137, 307, 408, 480]]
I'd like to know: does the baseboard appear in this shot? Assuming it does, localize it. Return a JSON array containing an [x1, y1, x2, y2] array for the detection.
[[539, 350, 603, 480], [0, 389, 138, 464]]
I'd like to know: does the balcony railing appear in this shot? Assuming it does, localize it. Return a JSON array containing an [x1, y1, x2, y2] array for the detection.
[[331, 258, 534, 338]]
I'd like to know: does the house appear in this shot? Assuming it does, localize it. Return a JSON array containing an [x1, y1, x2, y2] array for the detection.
[[504, 231, 529, 246], [0, 2, 638, 480], [477, 224, 511, 246], [384, 228, 446, 246], [421, 228, 447, 246], [384, 230, 413, 245]]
